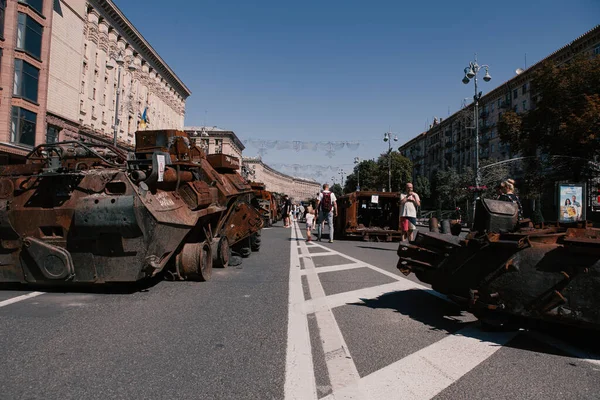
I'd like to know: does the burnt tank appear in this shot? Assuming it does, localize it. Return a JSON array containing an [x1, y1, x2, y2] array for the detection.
[[0, 129, 263, 285], [397, 198, 600, 330], [249, 181, 278, 227], [335, 191, 403, 241]]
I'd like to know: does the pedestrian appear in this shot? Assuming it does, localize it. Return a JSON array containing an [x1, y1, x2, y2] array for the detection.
[[400, 182, 421, 242], [282, 195, 292, 228], [498, 178, 523, 220], [316, 183, 338, 243], [299, 203, 305, 222], [305, 209, 315, 242]]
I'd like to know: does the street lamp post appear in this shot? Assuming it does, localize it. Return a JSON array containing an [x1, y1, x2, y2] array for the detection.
[[354, 157, 360, 191], [462, 55, 491, 191], [338, 169, 345, 191], [383, 132, 398, 192], [106, 51, 137, 147]]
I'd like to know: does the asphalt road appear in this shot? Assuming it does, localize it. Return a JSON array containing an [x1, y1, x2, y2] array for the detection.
[[1, 221, 600, 400]]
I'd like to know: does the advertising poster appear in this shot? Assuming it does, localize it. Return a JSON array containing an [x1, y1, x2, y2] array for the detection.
[[558, 183, 585, 222], [590, 178, 600, 213]]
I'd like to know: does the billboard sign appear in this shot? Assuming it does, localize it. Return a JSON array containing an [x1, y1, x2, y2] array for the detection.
[[558, 183, 585, 223]]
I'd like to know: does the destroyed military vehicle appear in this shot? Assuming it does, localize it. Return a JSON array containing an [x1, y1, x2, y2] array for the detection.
[[398, 197, 600, 330], [249, 181, 278, 227], [0, 129, 263, 285], [335, 191, 403, 241]]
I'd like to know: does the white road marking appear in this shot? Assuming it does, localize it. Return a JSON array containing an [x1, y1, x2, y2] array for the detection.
[[299, 252, 338, 258], [322, 324, 517, 400], [304, 279, 426, 315], [284, 222, 318, 400], [0, 291, 44, 308], [299, 263, 367, 276], [299, 226, 366, 399]]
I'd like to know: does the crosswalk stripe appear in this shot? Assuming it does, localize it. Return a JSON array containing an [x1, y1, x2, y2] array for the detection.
[[322, 324, 517, 400]]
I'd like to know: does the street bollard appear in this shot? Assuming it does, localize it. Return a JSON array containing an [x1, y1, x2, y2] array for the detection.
[[429, 217, 439, 233], [441, 219, 451, 234]]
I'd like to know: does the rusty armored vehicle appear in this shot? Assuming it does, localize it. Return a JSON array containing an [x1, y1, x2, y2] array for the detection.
[[335, 191, 403, 241], [398, 198, 600, 330], [0, 129, 263, 286], [249, 181, 278, 227]]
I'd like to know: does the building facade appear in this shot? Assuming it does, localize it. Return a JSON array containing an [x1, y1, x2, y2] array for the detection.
[[184, 126, 245, 171], [0, 0, 190, 163], [0, 0, 55, 163], [243, 156, 321, 200], [48, 0, 190, 149], [400, 25, 600, 181]]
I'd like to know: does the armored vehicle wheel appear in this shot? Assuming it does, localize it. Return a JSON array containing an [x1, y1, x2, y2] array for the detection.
[[251, 231, 261, 252], [177, 241, 212, 281], [213, 236, 230, 268]]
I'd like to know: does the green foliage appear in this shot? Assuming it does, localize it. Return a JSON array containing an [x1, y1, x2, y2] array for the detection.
[[344, 156, 410, 193], [413, 175, 431, 199], [498, 55, 600, 179], [331, 183, 343, 198]]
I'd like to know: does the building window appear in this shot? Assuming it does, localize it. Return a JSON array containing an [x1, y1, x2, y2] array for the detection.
[[497, 98, 501, 107], [522, 83, 528, 95], [16, 13, 43, 59], [11, 106, 36, 146], [491, 144, 495, 153], [0, 0, 6, 39], [514, 105, 518, 113], [46, 125, 59, 143], [490, 103, 494, 113], [522, 100, 527, 111], [513, 89, 518, 99], [594, 45, 600, 56], [19, 0, 43, 15], [13, 59, 40, 103]]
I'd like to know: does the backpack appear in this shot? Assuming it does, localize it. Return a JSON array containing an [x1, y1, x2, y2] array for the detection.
[[321, 192, 332, 212]]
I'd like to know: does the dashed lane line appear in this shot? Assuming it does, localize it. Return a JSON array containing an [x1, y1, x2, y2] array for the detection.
[[298, 223, 366, 399], [284, 222, 318, 400], [0, 291, 44, 308], [299, 263, 367, 276]]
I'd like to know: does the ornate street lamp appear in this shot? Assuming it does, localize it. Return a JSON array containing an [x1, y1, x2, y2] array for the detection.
[[461, 55, 491, 193], [383, 131, 398, 192], [354, 157, 360, 191]]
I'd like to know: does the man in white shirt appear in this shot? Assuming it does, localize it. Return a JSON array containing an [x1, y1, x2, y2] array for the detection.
[[400, 182, 420, 242], [316, 183, 338, 243]]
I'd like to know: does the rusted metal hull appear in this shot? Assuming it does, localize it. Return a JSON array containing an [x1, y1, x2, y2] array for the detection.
[[0, 131, 263, 286], [336, 191, 403, 241], [398, 198, 600, 330]]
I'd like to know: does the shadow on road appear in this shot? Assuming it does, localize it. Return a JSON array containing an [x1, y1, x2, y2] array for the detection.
[[348, 289, 469, 333], [349, 288, 600, 360], [356, 245, 398, 252]]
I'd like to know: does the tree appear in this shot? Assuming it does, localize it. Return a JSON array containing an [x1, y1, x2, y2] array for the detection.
[[331, 183, 343, 198], [413, 175, 431, 200], [343, 159, 379, 193], [376, 151, 413, 192], [498, 55, 600, 174]]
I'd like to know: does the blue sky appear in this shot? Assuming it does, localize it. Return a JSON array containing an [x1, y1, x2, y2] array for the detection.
[[118, 0, 599, 182]]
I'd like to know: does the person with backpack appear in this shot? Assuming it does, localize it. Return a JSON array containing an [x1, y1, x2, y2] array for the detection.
[[316, 183, 338, 242]]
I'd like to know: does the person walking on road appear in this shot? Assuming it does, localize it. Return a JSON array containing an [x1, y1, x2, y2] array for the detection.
[[282, 195, 292, 228], [316, 183, 338, 242], [400, 182, 420, 242], [305, 209, 315, 242]]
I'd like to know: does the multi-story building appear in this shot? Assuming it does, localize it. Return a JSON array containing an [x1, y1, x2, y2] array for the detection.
[[0, 0, 54, 163], [243, 156, 321, 201], [0, 0, 190, 163], [183, 126, 245, 170], [400, 25, 600, 181]]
